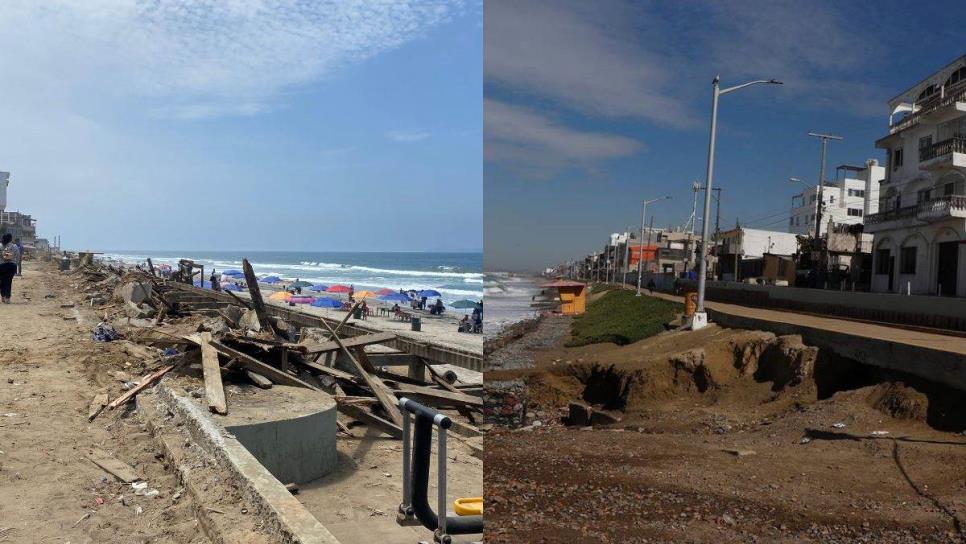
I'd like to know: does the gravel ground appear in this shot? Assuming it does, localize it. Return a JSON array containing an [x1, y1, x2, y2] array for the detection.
[[484, 315, 573, 371]]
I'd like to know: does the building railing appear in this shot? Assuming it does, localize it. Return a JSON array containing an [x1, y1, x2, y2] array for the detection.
[[919, 137, 966, 162], [865, 195, 966, 225], [889, 80, 966, 134]]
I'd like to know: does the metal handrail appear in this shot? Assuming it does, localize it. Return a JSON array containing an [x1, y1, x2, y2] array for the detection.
[[890, 81, 966, 134]]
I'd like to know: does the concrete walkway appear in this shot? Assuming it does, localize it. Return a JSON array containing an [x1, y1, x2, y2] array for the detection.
[[636, 287, 966, 356]]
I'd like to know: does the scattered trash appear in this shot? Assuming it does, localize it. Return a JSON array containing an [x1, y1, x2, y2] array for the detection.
[[163, 347, 178, 357], [92, 322, 122, 342], [94, 496, 104, 506], [832, 422, 847, 429], [134, 505, 143, 515], [869, 430, 890, 436], [132, 481, 159, 497], [799, 437, 812, 444]]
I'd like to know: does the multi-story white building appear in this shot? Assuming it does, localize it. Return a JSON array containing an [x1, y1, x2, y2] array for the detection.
[[788, 160, 884, 236], [866, 54, 966, 297]]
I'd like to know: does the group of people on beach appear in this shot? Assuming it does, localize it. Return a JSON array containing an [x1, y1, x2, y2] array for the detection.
[[458, 302, 483, 333]]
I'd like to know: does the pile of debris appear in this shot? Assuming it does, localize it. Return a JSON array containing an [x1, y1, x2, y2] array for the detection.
[[74, 258, 482, 440]]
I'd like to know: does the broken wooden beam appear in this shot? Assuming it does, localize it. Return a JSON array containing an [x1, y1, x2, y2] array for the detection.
[[87, 448, 141, 483], [336, 403, 402, 438], [241, 258, 279, 338], [294, 331, 396, 354], [245, 370, 273, 389], [108, 365, 175, 409], [204, 339, 319, 391], [198, 332, 228, 415], [87, 392, 109, 422]]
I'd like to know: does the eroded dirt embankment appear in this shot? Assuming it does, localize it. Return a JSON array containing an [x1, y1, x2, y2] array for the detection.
[[485, 325, 966, 543]]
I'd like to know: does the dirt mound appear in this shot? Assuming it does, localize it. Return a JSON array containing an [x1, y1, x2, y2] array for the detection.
[[525, 372, 582, 410], [866, 382, 930, 421]]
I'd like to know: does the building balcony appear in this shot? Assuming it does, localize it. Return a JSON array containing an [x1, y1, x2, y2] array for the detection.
[[883, 81, 966, 138], [919, 137, 966, 170], [865, 195, 966, 232]]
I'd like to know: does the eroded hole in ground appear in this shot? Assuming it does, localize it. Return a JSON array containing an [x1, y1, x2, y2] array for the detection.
[[573, 364, 634, 411]]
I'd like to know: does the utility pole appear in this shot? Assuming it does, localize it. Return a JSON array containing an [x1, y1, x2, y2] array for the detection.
[[807, 131, 843, 286], [622, 226, 633, 285], [636, 196, 671, 295]]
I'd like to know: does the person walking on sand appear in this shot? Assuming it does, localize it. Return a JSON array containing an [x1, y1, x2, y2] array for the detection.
[[0, 234, 21, 303]]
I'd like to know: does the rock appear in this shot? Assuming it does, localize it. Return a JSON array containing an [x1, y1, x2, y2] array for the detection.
[[198, 316, 229, 336], [567, 401, 591, 427], [589, 410, 621, 426], [238, 309, 261, 332], [670, 348, 705, 372], [115, 282, 152, 305], [483, 380, 528, 428], [125, 301, 155, 319], [221, 305, 244, 328]]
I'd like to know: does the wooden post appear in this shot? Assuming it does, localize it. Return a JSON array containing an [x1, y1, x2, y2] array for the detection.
[[242, 258, 279, 338]]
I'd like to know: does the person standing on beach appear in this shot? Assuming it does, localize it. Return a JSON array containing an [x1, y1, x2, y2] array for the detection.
[[210, 269, 220, 292], [0, 234, 20, 303]]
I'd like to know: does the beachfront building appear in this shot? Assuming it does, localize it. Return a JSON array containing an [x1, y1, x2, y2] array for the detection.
[[715, 227, 798, 283], [866, 54, 966, 297], [0, 171, 38, 244], [789, 160, 884, 237]]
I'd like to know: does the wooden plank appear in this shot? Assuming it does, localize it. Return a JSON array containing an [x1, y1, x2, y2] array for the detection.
[[108, 365, 174, 409], [299, 359, 357, 382], [199, 332, 228, 415], [388, 382, 483, 408], [88, 449, 140, 483], [87, 392, 109, 422], [242, 258, 279, 338], [316, 319, 404, 427], [297, 331, 396, 354], [336, 403, 402, 438], [245, 370, 273, 389], [205, 339, 319, 391]]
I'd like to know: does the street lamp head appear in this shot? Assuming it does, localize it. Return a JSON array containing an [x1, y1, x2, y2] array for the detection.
[[768, 79, 783, 85], [788, 177, 803, 184]]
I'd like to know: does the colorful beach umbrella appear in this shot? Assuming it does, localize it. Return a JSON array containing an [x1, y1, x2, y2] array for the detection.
[[268, 291, 292, 301], [260, 275, 281, 284], [450, 299, 482, 309], [221, 283, 242, 292], [288, 296, 315, 304], [291, 280, 313, 288], [327, 284, 351, 293], [377, 288, 395, 295], [378, 292, 411, 302], [223, 269, 244, 277], [417, 289, 442, 298], [193, 280, 212, 289], [353, 290, 377, 299], [309, 284, 328, 292], [311, 298, 342, 308]]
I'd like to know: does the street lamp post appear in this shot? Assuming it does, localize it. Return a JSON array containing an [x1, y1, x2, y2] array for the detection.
[[692, 75, 782, 330], [636, 196, 670, 296]]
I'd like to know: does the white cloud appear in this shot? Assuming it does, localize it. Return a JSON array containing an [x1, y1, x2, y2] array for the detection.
[[386, 130, 432, 142], [484, 0, 697, 128], [0, 0, 462, 118], [484, 98, 640, 177]]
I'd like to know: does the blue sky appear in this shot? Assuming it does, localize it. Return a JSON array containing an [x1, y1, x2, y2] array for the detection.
[[0, 1, 481, 252], [484, 0, 966, 271]]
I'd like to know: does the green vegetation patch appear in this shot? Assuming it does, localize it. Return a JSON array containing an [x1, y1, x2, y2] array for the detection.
[[567, 290, 682, 347]]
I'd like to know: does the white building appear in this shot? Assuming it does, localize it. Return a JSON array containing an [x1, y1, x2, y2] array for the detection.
[[788, 160, 884, 236], [716, 227, 799, 281], [866, 54, 966, 297]]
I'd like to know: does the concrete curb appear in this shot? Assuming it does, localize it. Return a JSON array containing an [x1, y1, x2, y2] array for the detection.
[[138, 382, 343, 544]]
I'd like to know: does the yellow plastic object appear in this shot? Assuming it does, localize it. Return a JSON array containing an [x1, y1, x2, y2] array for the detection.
[[454, 497, 483, 516]]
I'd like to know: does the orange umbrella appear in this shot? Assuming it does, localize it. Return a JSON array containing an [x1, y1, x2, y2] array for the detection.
[[268, 291, 292, 301], [353, 290, 377, 299]]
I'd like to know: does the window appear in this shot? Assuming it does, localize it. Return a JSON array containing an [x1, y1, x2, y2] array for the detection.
[[917, 189, 932, 203], [847, 208, 863, 217], [876, 249, 890, 275], [810, 194, 817, 203], [893, 147, 903, 171], [900, 246, 917, 275], [944, 183, 956, 196], [848, 189, 865, 197], [917, 84, 938, 102], [944, 66, 966, 88]]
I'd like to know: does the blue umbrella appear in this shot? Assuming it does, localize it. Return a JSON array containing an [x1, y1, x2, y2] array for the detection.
[[309, 284, 329, 292], [311, 298, 343, 308], [222, 283, 242, 292], [260, 275, 281, 284], [417, 289, 441, 298], [379, 292, 411, 302], [450, 299, 482, 309], [223, 269, 244, 277]]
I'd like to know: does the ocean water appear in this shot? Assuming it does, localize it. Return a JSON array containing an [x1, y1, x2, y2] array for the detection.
[[483, 272, 543, 338], [101, 250, 482, 305]]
